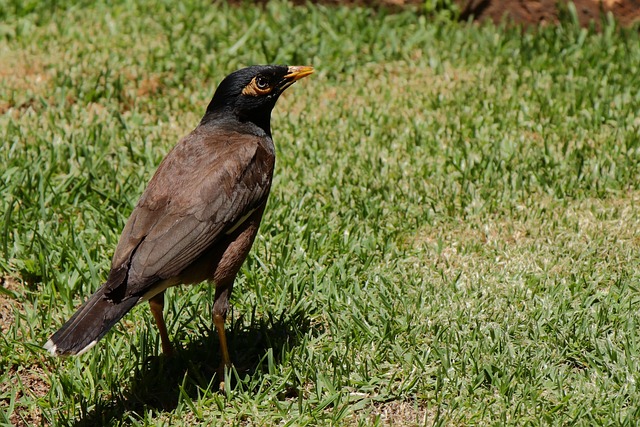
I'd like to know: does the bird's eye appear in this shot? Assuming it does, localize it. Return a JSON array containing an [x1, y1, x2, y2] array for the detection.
[[255, 76, 269, 89], [242, 75, 273, 96]]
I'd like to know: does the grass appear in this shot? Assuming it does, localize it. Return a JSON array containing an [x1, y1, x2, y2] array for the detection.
[[2, 0, 640, 425]]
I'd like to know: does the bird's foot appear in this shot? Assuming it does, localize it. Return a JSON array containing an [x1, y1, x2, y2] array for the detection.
[[217, 362, 233, 393]]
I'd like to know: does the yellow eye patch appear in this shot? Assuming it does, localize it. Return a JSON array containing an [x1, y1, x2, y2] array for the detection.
[[242, 77, 273, 96]]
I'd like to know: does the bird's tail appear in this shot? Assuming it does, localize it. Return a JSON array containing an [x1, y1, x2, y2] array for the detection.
[[45, 286, 138, 356]]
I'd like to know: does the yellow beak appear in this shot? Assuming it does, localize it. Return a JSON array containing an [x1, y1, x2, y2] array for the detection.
[[284, 66, 315, 81]]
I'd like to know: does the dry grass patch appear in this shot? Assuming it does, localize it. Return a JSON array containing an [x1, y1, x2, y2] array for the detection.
[[356, 399, 436, 426], [0, 51, 56, 114], [0, 51, 54, 92], [410, 191, 640, 291], [285, 60, 476, 122]]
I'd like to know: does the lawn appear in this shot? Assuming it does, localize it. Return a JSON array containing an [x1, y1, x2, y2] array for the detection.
[[2, 0, 640, 425]]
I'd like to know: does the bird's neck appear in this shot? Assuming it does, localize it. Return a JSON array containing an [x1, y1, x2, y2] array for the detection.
[[239, 110, 272, 137], [199, 108, 272, 138]]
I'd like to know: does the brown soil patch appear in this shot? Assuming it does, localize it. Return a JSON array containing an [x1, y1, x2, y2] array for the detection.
[[0, 280, 49, 426], [0, 276, 21, 334], [233, 0, 423, 6], [1, 365, 50, 427], [458, 0, 640, 28], [273, 0, 640, 27]]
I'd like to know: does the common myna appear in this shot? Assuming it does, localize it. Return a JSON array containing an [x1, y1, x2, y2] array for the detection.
[[45, 65, 314, 372]]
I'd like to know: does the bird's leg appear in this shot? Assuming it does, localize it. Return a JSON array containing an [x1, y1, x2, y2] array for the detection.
[[149, 292, 173, 356], [213, 283, 233, 390], [214, 312, 231, 368]]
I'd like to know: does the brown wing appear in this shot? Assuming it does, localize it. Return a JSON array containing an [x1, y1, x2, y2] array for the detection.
[[105, 126, 275, 299]]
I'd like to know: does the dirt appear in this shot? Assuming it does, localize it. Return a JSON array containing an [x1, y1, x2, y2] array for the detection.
[[264, 0, 640, 28], [2, 365, 49, 427], [0, 276, 21, 334], [0, 277, 50, 426], [457, 0, 640, 28]]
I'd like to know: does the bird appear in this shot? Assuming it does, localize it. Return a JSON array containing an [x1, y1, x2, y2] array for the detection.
[[45, 65, 314, 375]]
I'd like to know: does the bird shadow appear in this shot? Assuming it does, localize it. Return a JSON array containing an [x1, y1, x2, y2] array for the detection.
[[71, 308, 315, 426]]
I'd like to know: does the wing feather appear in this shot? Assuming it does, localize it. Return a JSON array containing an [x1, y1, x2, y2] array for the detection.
[[106, 126, 274, 298]]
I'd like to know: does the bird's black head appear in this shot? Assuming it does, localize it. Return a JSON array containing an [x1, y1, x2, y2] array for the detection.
[[203, 65, 314, 136]]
